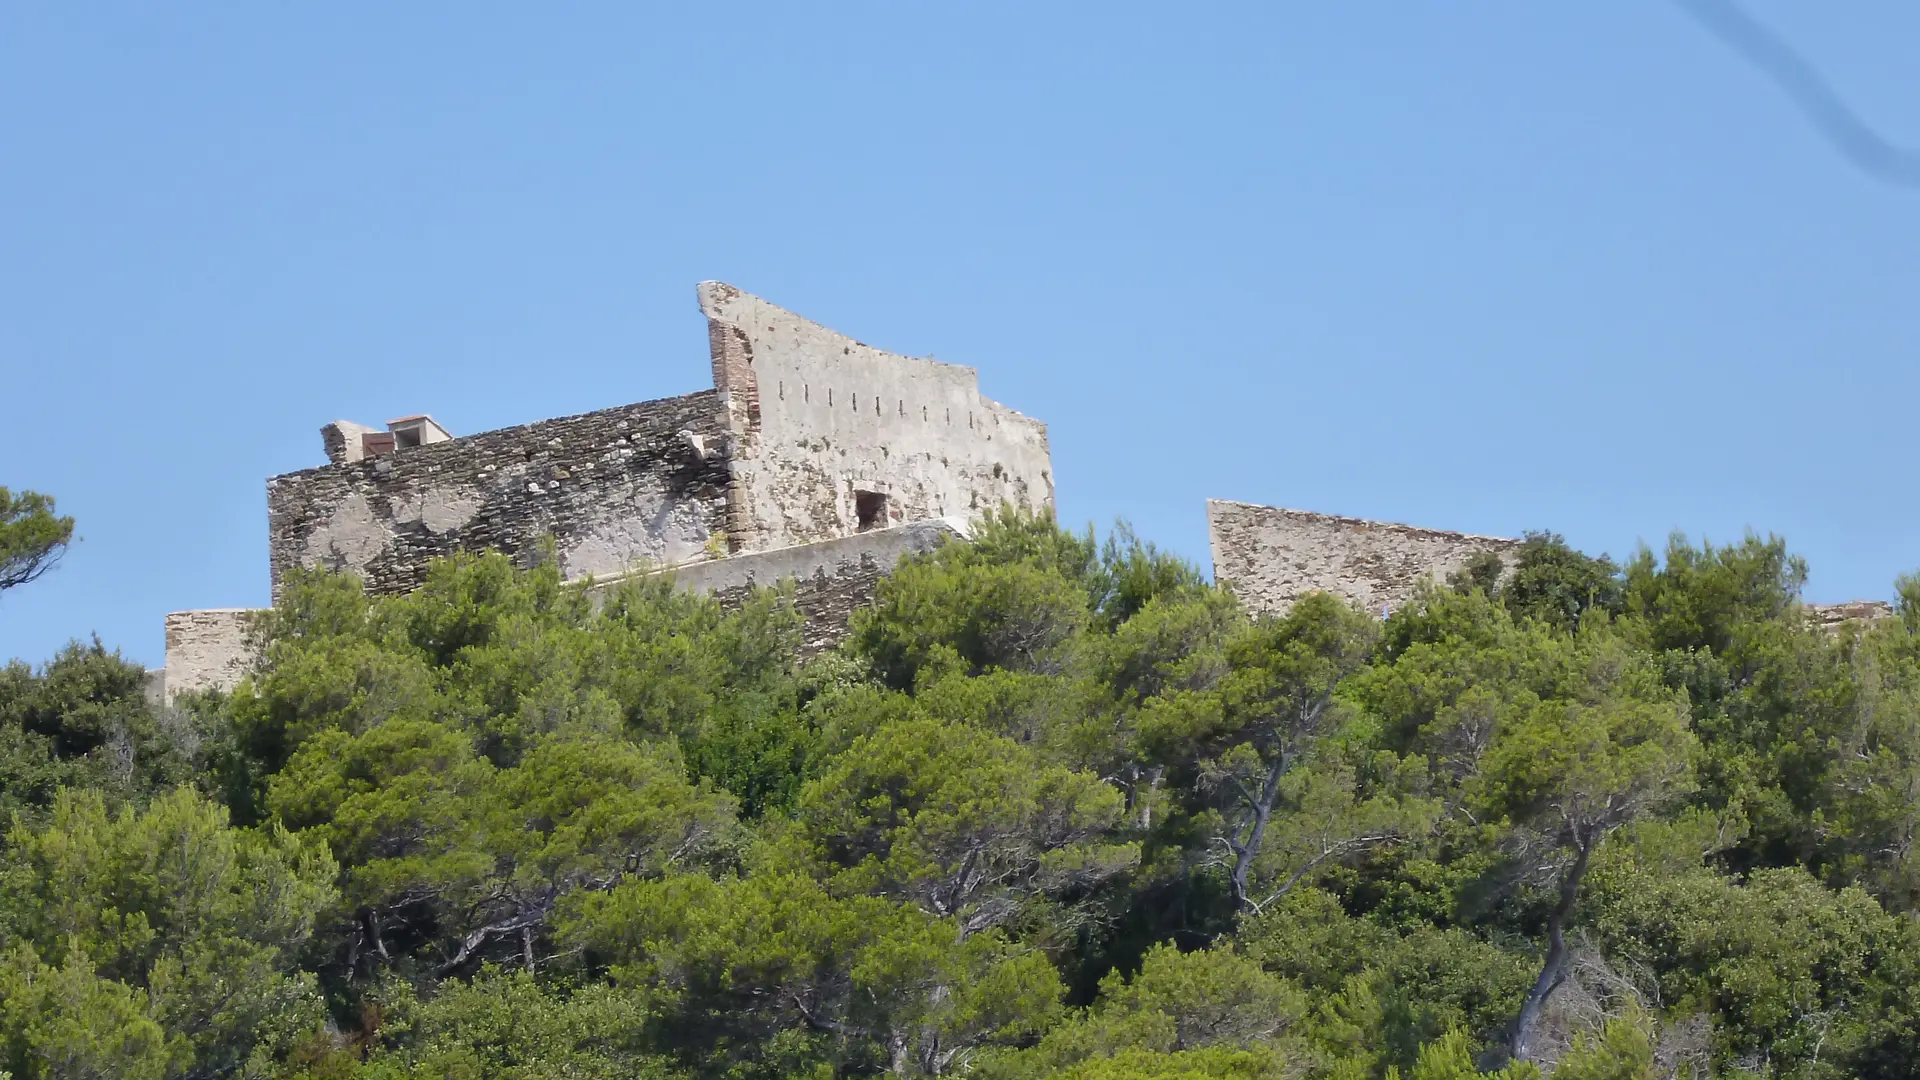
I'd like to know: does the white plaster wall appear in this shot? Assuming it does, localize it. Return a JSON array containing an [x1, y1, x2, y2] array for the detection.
[[557, 491, 715, 581], [163, 609, 262, 699], [1207, 499, 1520, 617], [699, 282, 1053, 552]]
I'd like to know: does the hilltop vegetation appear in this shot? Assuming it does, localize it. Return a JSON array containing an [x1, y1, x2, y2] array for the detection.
[[4, 509, 1920, 1079]]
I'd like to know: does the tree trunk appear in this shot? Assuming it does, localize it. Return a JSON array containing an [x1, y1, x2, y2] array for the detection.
[[1231, 754, 1290, 908], [1512, 835, 1594, 1062], [888, 1030, 911, 1078]]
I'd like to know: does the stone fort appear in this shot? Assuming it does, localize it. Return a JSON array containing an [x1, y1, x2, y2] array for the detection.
[[157, 281, 1881, 698]]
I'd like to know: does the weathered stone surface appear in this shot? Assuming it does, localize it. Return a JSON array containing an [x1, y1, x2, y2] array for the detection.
[[181, 281, 1056, 690], [162, 609, 259, 700], [163, 520, 968, 694], [268, 391, 733, 599], [1805, 600, 1895, 631], [142, 668, 166, 707], [266, 283, 1054, 604], [620, 517, 969, 654], [700, 282, 1054, 554], [1207, 499, 1520, 617]]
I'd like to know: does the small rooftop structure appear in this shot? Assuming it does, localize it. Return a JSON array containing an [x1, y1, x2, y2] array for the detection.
[[322, 414, 454, 464], [387, 415, 452, 449]]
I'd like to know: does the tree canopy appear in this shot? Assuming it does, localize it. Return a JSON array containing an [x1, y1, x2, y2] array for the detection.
[[3, 508, 1919, 1078], [0, 488, 74, 594]]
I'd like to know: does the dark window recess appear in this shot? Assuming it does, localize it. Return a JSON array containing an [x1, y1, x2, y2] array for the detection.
[[855, 490, 888, 531]]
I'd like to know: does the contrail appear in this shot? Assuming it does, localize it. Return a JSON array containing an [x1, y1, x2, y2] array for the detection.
[[1674, 0, 1920, 188]]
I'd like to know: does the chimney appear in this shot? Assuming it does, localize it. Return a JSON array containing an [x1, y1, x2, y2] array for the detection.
[[320, 415, 452, 463], [387, 415, 452, 449]]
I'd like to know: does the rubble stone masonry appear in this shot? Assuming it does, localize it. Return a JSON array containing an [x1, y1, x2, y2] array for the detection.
[[646, 518, 968, 654], [1208, 499, 1520, 617], [263, 283, 1053, 601], [162, 609, 259, 700], [174, 282, 1057, 694], [267, 391, 732, 599]]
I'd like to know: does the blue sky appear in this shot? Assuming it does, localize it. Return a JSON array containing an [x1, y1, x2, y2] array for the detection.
[[4, 4, 1918, 668]]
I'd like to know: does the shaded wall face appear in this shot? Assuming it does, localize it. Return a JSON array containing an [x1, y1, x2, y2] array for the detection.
[[1208, 500, 1519, 617], [642, 518, 967, 655], [266, 391, 732, 598], [702, 283, 1053, 553]]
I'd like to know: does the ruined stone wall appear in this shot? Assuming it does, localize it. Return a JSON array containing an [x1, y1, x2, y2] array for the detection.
[[1806, 600, 1895, 631], [1208, 499, 1520, 617], [163, 609, 259, 700], [699, 282, 1053, 553], [641, 517, 966, 654], [168, 521, 965, 695], [267, 391, 732, 598]]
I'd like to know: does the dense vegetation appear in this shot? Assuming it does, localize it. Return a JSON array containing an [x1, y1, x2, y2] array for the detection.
[[4, 508, 1920, 1079]]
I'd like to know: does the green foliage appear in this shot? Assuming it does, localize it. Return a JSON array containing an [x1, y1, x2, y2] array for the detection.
[[1622, 532, 1805, 657], [792, 715, 1136, 933], [1468, 628, 1694, 835], [1242, 889, 1533, 1072], [991, 945, 1303, 1078], [850, 507, 1209, 690], [0, 946, 176, 1080], [1499, 532, 1624, 632], [0, 787, 335, 1078], [562, 870, 1062, 1077], [1029, 1045, 1291, 1080], [267, 720, 733, 976], [312, 968, 671, 1080], [1586, 859, 1920, 1076], [0, 488, 74, 593], [851, 532, 1090, 689], [1401, 1030, 1537, 1080], [1135, 593, 1389, 910], [7, 513, 1920, 1078], [0, 641, 188, 821], [1548, 1016, 1655, 1080]]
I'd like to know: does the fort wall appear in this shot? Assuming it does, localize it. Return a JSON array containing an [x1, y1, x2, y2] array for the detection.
[[700, 282, 1053, 553], [158, 279, 1903, 699], [165, 519, 966, 696], [162, 609, 259, 700], [264, 283, 1052, 603], [266, 391, 732, 599], [615, 517, 968, 654], [1208, 499, 1520, 617]]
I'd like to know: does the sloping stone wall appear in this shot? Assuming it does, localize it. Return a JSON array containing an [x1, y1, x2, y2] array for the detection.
[[1208, 499, 1520, 617], [266, 391, 732, 599], [635, 517, 967, 654], [700, 282, 1053, 553]]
